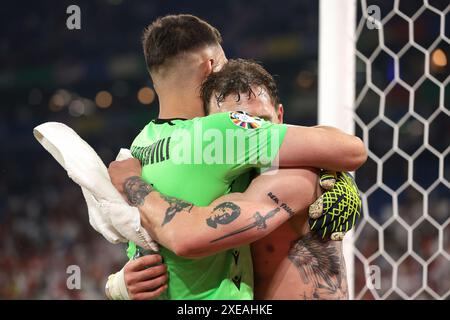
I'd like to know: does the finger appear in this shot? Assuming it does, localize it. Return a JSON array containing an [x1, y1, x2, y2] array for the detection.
[[319, 171, 337, 190], [331, 232, 345, 241], [315, 210, 357, 236], [134, 264, 167, 282], [310, 207, 341, 234], [309, 218, 318, 231], [321, 226, 328, 239], [308, 195, 324, 219], [131, 284, 168, 300], [308, 212, 330, 233], [134, 274, 168, 293], [132, 284, 168, 300], [129, 254, 163, 271]]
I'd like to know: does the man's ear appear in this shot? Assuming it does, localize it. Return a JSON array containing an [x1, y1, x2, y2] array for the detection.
[[204, 59, 214, 77], [277, 104, 284, 124]]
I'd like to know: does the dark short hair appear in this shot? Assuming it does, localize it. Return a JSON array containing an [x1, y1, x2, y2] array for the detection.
[[142, 14, 222, 73], [200, 59, 279, 114]]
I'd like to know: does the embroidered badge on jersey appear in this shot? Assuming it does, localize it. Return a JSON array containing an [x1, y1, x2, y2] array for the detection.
[[229, 111, 263, 129]]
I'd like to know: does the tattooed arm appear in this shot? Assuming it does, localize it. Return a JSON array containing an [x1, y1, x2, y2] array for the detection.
[[123, 178, 287, 258], [122, 168, 320, 259], [108, 158, 321, 258]]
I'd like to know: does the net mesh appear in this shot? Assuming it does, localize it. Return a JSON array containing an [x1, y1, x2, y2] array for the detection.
[[353, 0, 450, 299]]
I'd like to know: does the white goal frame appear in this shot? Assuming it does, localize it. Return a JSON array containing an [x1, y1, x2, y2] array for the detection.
[[319, 0, 357, 300]]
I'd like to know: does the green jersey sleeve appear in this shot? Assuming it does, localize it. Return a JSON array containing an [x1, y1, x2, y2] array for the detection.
[[190, 111, 287, 182]]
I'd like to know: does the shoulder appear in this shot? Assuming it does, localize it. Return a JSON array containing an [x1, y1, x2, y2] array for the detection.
[[197, 111, 266, 130]]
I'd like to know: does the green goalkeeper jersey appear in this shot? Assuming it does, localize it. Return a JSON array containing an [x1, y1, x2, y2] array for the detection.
[[127, 111, 287, 300]]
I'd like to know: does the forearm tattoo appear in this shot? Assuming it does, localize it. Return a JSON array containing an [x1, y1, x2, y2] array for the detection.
[[210, 207, 281, 243], [124, 176, 154, 206], [267, 192, 295, 217], [288, 233, 348, 299], [207, 191, 292, 243], [160, 194, 194, 226]]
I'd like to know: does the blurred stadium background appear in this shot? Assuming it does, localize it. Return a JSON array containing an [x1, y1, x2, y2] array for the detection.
[[0, 0, 448, 299]]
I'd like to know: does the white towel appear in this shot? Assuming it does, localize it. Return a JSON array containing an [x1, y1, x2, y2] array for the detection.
[[33, 122, 158, 251]]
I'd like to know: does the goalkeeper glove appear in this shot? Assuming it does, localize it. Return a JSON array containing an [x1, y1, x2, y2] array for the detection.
[[308, 171, 361, 240]]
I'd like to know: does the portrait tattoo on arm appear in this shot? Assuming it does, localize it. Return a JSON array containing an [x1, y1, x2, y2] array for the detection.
[[206, 202, 241, 229], [288, 233, 348, 299], [124, 176, 154, 206], [160, 194, 194, 226]]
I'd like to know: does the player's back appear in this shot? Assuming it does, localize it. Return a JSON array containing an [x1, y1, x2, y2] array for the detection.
[[129, 112, 287, 299]]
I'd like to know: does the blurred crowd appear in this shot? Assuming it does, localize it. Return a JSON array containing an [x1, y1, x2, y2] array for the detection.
[[0, 0, 319, 299], [0, 132, 130, 299], [0, 164, 126, 299], [0, 0, 448, 299]]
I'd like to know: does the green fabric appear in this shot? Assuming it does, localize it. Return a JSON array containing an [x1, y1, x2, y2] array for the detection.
[[127, 111, 287, 300]]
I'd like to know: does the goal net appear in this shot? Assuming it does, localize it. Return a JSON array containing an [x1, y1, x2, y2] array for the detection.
[[319, 0, 449, 299]]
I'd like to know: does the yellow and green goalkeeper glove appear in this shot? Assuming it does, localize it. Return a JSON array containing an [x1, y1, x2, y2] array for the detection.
[[308, 171, 361, 240]]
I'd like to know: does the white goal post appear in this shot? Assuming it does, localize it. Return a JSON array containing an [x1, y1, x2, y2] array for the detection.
[[319, 0, 357, 299]]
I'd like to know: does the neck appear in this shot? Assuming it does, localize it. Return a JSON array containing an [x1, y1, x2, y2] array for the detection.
[[156, 90, 205, 120], [158, 108, 202, 119]]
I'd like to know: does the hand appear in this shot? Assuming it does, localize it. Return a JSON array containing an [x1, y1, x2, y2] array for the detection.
[[106, 156, 157, 251], [308, 171, 362, 240], [124, 254, 168, 300], [108, 158, 142, 195]]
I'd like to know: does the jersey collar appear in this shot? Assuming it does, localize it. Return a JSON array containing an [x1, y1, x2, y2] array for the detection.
[[152, 118, 187, 125]]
